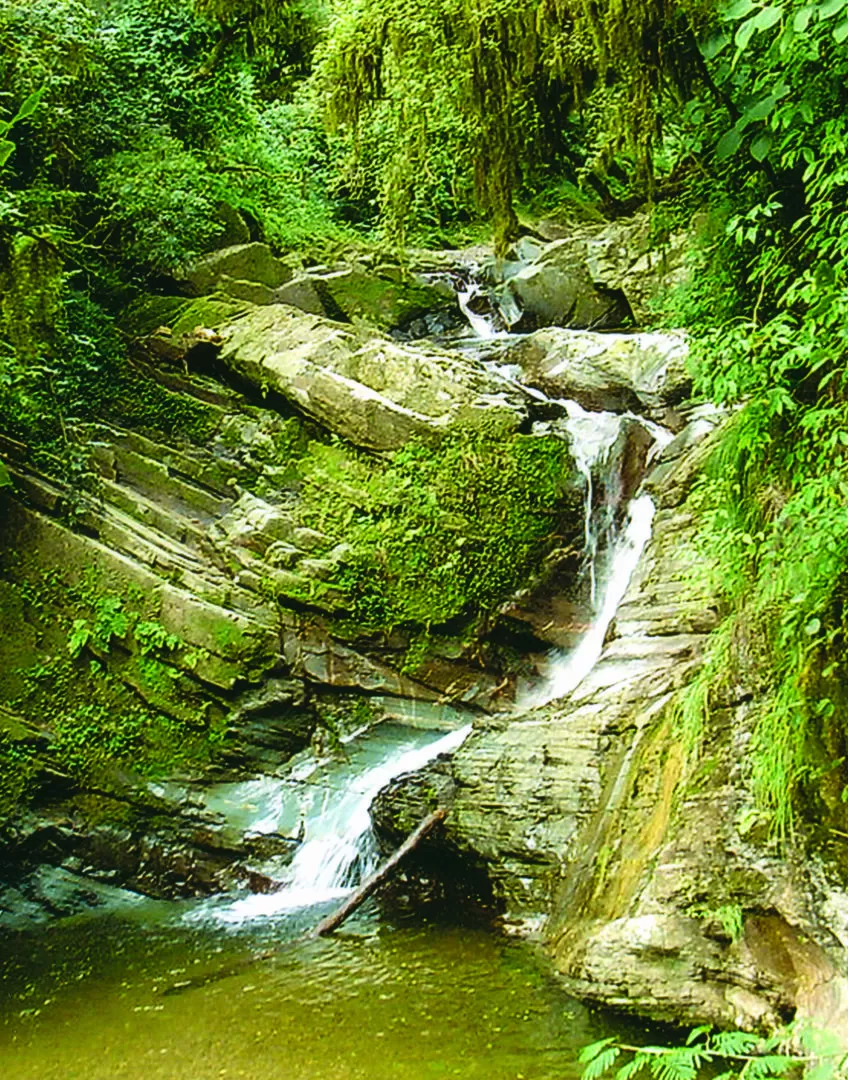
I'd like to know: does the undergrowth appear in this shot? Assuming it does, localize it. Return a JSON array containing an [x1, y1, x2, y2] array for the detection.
[[293, 428, 578, 632]]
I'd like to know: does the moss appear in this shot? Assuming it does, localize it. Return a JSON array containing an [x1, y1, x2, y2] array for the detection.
[[319, 269, 453, 330], [291, 428, 578, 633], [0, 552, 231, 827]]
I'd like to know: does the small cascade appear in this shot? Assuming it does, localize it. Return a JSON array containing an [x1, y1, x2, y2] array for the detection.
[[456, 279, 503, 340], [520, 494, 656, 708], [557, 400, 627, 607], [198, 724, 471, 924]]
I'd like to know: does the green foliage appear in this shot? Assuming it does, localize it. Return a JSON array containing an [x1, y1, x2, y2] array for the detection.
[[651, 0, 848, 841], [0, 0, 346, 277], [580, 1023, 847, 1080], [0, 283, 220, 483], [0, 568, 226, 808], [313, 0, 707, 246], [296, 429, 576, 631]]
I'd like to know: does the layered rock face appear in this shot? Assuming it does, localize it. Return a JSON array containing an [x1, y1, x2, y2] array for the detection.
[[376, 412, 848, 1042], [0, 281, 581, 902]]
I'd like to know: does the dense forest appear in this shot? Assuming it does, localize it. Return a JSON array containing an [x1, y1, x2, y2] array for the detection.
[[4, 0, 848, 846], [4, 0, 848, 1070]]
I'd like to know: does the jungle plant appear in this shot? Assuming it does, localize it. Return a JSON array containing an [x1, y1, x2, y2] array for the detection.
[[580, 1023, 846, 1080]]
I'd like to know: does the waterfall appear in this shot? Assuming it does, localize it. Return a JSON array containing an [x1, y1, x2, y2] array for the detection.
[[456, 281, 499, 339], [197, 724, 472, 924], [558, 400, 626, 607], [520, 495, 656, 708]]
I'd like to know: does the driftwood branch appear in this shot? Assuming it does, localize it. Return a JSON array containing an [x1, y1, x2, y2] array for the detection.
[[161, 808, 448, 996], [312, 808, 448, 937]]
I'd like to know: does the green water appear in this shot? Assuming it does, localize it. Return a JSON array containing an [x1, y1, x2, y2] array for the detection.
[[0, 903, 634, 1080]]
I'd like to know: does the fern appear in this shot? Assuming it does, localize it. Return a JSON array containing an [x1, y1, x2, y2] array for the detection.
[[579, 1024, 848, 1080]]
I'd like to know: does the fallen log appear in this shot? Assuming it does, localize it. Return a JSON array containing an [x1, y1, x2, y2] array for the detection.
[[312, 807, 448, 937]]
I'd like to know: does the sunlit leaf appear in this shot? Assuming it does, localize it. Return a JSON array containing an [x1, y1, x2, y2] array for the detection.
[[11, 86, 46, 123], [735, 14, 759, 49], [819, 0, 848, 19], [751, 131, 773, 159], [716, 126, 743, 159], [724, 0, 757, 19], [753, 5, 783, 30]]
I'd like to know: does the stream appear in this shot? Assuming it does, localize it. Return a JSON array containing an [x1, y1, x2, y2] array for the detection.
[[1, 268, 674, 1079], [0, 722, 650, 1080]]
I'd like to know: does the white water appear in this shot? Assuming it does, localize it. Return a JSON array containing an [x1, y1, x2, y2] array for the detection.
[[558, 400, 626, 606], [456, 280, 505, 339], [520, 494, 656, 709], [198, 724, 472, 924]]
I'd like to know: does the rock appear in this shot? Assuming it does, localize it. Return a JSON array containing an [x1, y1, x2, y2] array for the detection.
[[373, 428, 723, 913], [504, 237, 630, 330], [217, 305, 526, 451], [273, 276, 327, 316], [178, 243, 294, 296], [218, 275, 278, 306], [314, 265, 455, 331], [585, 212, 692, 324], [507, 327, 691, 412], [490, 211, 695, 329]]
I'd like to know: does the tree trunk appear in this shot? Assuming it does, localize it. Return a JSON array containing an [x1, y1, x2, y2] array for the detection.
[[312, 808, 448, 938]]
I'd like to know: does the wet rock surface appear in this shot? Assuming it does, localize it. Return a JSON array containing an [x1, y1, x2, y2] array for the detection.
[[506, 327, 691, 414]]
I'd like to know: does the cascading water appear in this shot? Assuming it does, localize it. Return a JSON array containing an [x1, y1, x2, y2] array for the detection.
[[454, 270, 675, 711], [558, 400, 626, 607], [197, 723, 472, 924], [520, 494, 656, 708], [455, 279, 503, 340]]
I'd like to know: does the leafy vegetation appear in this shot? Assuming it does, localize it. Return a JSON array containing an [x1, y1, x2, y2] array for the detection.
[[581, 1023, 847, 1080], [661, 0, 848, 842], [0, 0, 848, 1048], [294, 428, 578, 631]]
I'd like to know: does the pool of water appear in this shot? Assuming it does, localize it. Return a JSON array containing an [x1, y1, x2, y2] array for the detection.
[[0, 900, 638, 1080]]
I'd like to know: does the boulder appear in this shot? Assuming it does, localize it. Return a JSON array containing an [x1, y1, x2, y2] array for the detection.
[[178, 243, 294, 296], [490, 211, 695, 329], [217, 305, 527, 451], [273, 276, 327, 317], [315, 265, 455, 331], [586, 213, 692, 324], [507, 327, 691, 412], [503, 237, 630, 330]]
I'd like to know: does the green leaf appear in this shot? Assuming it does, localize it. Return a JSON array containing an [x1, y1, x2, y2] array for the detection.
[[794, 4, 816, 30], [686, 1026, 713, 1046], [745, 94, 777, 122], [735, 15, 759, 49], [753, 5, 783, 30], [834, 16, 848, 39], [0, 138, 15, 167], [751, 131, 774, 159], [724, 0, 757, 19], [819, 0, 848, 19], [702, 31, 731, 58], [716, 126, 743, 159], [11, 86, 46, 124], [0, 460, 11, 488], [583, 1046, 620, 1080], [68, 619, 92, 659], [580, 1039, 618, 1064]]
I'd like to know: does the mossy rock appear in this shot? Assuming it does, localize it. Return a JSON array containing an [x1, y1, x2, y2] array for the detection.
[[318, 267, 455, 331]]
